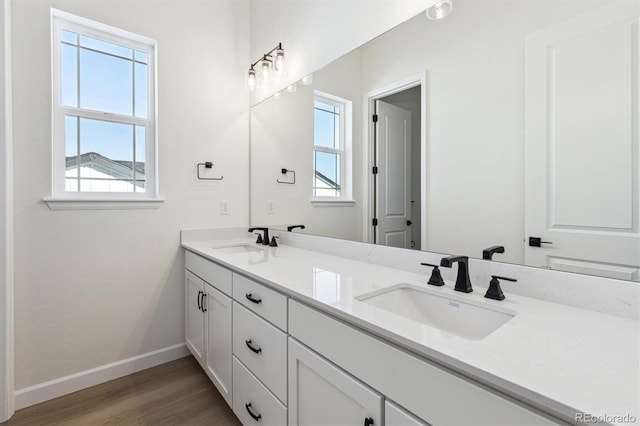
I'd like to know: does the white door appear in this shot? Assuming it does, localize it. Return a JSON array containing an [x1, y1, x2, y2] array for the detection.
[[525, 0, 640, 281], [375, 100, 412, 248], [288, 338, 382, 426], [185, 271, 205, 365], [204, 283, 232, 407]]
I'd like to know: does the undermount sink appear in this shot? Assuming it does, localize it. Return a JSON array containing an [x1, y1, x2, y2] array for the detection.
[[209, 244, 264, 254], [357, 284, 516, 340]]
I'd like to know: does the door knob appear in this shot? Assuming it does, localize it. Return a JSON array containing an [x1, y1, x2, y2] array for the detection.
[[406, 220, 412, 226], [529, 237, 553, 247]]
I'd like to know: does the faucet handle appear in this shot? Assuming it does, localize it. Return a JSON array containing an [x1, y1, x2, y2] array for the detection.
[[269, 236, 279, 247], [485, 275, 517, 301], [254, 233, 264, 244], [420, 263, 445, 287]]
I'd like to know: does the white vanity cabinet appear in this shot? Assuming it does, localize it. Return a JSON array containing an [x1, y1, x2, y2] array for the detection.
[[184, 252, 233, 407], [385, 400, 429, 426], [183, 247, 568, 426], [288, 338, 382, 426], [185, 270, 206, 366], [289, 300, 563, 426]]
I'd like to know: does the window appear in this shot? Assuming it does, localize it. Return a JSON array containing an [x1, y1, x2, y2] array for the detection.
[[50, 10, 157, 203], [313, 91, 352, 200]]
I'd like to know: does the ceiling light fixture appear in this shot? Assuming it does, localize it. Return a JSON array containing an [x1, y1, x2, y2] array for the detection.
[[426, 0, 453, 20], [247, 42, 285, 92]]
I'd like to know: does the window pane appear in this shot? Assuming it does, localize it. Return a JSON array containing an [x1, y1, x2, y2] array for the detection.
[[134, 126, 146, 192], [334, 113, 340, 149], [314, 151, 341, 197], [80, 48, 133, 115], [314, 108, 337, 148], [61, 44, 78, 107], [65, 116, 79, 192], [79, 35, 132, 59], [134, 62, 148, 118], [135, 50, 148, 64], [78, 118, 135, 192], [61, 30, 77, 45]]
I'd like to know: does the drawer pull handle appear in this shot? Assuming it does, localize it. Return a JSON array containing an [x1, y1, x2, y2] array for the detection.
[[245, 293, 262, 304], [245, 403, 262, 421], [197, 291, 202, 311], [201, 293, 207, 312], [245, 339, 262, 354], [364, 417, 374, 426]]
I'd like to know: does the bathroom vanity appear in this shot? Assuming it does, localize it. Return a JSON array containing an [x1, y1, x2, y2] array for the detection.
[[181, 228, 639, 426]]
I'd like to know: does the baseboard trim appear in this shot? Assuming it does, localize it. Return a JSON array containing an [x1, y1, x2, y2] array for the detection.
[[14, 343, 189, 410]]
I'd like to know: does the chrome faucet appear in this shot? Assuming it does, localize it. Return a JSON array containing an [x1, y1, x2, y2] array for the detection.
[[440, 255, 473, 293]]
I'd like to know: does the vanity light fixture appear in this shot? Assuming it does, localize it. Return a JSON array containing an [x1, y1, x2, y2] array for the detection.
[[426, 0, 453, 20], [301, 74, 313, 85], [247, 42, 285, 92], [286, 83, 297, 93]]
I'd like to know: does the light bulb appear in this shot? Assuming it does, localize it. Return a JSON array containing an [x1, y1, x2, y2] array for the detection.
[[426, 0, 453, 20], [301, 74, 313, 85], [247, 68, 257, 92], [274, 48, 285, 73], [261, 57, 272, 82], [286, 84, 297, 93]]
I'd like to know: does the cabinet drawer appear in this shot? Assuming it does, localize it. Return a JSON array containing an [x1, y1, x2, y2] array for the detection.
[[385, 400, 428, 426], [289, 300, 560, 426], [233, 302, 287, 404], [233, 273, 287, 331], [233, 357, 287, 426], [185, 251, 232, 296]]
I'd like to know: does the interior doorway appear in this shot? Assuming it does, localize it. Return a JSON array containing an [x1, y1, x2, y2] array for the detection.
[[367, 76, 425, 250]]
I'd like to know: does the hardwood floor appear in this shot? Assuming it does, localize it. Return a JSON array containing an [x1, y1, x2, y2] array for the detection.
[[5, 356, 241, 426]]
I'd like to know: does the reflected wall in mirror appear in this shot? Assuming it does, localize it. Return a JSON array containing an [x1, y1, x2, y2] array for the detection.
[[250, 0, 640, 282]]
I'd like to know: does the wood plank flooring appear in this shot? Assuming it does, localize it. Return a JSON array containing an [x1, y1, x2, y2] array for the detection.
[[5, 356, 241, 426]]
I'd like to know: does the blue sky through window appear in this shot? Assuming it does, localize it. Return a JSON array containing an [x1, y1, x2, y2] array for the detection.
[[314, 101, 342, 190], [61, 30, 148, 164]]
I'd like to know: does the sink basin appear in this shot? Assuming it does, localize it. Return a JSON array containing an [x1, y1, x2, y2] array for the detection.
[[209, 244, 264, 254], [357, 284, 516, 340]]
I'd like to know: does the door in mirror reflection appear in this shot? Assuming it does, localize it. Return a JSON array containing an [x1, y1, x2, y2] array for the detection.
[[375, 100, 412, 249], [524, 0, 640, 280]]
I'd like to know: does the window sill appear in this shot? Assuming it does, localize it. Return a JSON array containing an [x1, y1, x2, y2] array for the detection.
[[43, 197, 165, 211], [310, 199, 356, 207]]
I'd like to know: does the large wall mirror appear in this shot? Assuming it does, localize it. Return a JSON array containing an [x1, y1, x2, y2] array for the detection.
[[250, 0, 640, 282]]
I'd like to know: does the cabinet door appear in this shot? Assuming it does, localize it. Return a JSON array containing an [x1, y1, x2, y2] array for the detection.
[[385, 400, 429, 426], [204, 283, 233, 407], [288, 338, 382, 426], [185, 270, 205, 366]]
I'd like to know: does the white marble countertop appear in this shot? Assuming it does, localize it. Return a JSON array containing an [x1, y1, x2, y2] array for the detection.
[[182, 237, 640, 425]]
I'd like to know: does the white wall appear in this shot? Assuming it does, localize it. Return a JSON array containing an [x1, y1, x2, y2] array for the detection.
[[11, 0, 249, 391], [249, 0, 435, 103], [1, 0, 14, 420]]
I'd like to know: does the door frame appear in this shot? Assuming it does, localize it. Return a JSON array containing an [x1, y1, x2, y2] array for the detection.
[[0, 0, 14, 421], [363, 72, 427, 247]]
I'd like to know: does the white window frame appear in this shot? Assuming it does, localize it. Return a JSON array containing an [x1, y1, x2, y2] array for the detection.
[[46, 9, 162, 210], [312, 91, 354, 205]]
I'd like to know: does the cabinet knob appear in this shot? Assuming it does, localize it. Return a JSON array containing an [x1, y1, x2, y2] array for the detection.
[[364, 417, 375, 426]]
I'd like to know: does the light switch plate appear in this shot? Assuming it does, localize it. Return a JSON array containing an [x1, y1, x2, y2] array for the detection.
[[221, 200, 230, 215], [267, 200, 275, 214]]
